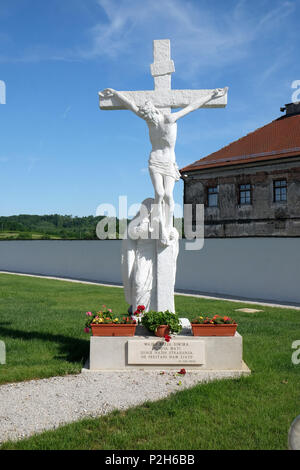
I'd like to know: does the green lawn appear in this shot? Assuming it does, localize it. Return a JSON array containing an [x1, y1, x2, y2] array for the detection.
[[0, 272, 299, 450]]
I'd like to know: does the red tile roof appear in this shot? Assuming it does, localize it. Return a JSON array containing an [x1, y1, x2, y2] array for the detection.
[[180, 114, 300, 173]]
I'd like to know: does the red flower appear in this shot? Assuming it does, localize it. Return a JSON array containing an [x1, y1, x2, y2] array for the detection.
[[134, 305, 145, 316], [164, 335, 171, 343], [178, 368, 186, 375]]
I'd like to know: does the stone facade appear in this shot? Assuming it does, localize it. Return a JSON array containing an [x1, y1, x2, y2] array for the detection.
[[183, 157, 300, 237]]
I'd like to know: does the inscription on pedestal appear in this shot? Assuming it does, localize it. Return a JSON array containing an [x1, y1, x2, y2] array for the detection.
[[127, 339, 205, 365]]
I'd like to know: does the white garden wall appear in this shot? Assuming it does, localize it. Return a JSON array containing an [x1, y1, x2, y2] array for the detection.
[[0, 238, 299, 305]]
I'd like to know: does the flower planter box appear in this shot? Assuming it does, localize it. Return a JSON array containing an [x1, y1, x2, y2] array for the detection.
[[191, 323, 237, 337], [91, 323, 137, 337], [155, 325, 170, 337]]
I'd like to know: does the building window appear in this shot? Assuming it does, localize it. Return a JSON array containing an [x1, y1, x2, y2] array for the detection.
[[239, 184, 252, 205], [207, 186, 218, 207], [273, 180, 287, 202]]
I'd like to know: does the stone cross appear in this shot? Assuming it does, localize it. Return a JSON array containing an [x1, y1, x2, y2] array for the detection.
[[99, 39, 228, 314], [99, 39, 227, 114]]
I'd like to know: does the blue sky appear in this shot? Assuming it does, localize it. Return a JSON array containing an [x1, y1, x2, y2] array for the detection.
[[0, 0, 299, 217]]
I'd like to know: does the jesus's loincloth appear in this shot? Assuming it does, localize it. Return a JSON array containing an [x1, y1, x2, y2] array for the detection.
[[148, 159, 181, 181]]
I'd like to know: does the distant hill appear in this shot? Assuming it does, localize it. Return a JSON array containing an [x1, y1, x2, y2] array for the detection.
[[0, 214, 184, 240], [0, 214, 106, 240]]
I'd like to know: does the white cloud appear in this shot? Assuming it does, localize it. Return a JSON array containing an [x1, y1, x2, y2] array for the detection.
[[78, 0, 296, 80], [0, 0, 296, 79]]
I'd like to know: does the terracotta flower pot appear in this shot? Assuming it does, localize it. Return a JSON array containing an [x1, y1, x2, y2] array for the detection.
[[91, 323, 137, 337], [191, 323, 237, 337], [155, 325, 170, 337]]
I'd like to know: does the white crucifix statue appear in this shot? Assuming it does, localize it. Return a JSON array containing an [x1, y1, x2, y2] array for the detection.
[[99, 39, 228, 314]]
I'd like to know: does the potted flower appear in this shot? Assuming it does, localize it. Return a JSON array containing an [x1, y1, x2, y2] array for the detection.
[[141, 310, 182, 337], [191, 315, 237, 336], [84, 306, 137, 336]]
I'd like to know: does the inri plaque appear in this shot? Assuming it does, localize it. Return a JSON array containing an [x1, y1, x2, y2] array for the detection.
[[128, 339, 205, 365]]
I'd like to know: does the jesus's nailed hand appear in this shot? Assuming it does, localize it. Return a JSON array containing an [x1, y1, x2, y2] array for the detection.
[[99, 88, 115, 98]]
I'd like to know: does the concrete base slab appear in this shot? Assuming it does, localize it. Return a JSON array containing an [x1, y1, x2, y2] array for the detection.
[[82, 360, 251, 380], [86, 325, 250, 375]]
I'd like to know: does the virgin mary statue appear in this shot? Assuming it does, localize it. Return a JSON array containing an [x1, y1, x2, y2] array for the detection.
[[121, 198, 178, 314]]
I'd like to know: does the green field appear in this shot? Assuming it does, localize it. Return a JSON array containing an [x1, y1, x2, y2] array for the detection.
[[0, 273, 299, 449]]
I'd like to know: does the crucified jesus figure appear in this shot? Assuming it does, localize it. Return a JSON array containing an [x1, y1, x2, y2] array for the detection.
[[99, 86, 228, 245]]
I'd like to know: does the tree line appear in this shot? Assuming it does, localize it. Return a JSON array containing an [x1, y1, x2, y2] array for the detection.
[[0, 214, 184, 240], [0, 214, 106, 239]]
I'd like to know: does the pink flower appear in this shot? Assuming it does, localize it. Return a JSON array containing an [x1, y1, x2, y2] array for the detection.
[[108, 309, 112, 313], [86, 312, 92, 316], [84, 327, 90, 334]]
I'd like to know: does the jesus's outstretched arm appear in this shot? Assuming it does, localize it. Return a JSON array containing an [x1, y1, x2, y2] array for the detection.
[[99, 88, 140, 116], [167, 87, 228, 123]]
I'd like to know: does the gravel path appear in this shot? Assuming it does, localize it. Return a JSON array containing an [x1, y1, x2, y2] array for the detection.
[[0, 369, 243, 443]]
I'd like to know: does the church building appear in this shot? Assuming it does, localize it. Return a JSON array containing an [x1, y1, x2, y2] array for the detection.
[[180, 102, 300, 237]]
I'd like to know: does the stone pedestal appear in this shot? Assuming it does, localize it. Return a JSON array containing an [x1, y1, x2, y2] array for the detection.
[[155, 239, 178, 312], [86, 326, 250, 375]]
